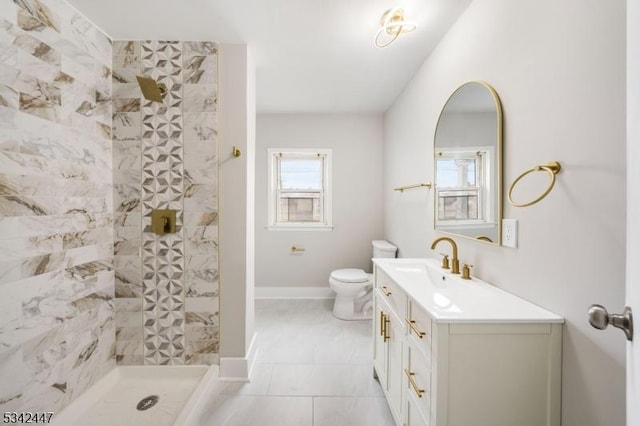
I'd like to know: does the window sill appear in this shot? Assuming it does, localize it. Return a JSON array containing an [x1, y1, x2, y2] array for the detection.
[[266, 224, 334, 232], [436, 222, 498, 230]]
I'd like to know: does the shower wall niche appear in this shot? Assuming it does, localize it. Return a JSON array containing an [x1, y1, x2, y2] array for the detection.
[[112, 40, 219, 365]]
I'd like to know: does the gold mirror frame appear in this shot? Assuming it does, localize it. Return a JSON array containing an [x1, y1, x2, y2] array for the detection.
[[433, 81, 503, 245]]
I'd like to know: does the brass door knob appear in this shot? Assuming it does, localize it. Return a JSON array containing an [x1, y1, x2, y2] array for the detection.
[[588, 304, 633, 341]]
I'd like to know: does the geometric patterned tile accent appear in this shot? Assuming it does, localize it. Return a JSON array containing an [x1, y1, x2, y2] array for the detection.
[[112, 39, 219, 367], [141, 41, 186, 365]]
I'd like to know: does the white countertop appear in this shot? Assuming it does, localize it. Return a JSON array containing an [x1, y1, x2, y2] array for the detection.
[[373, 258, 564, 324]]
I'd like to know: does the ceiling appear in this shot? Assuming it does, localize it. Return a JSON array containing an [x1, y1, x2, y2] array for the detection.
[[68, 0, 471, 113]]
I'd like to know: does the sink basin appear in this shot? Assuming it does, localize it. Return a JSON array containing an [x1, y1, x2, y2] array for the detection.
[[373, 258, 563, 323]]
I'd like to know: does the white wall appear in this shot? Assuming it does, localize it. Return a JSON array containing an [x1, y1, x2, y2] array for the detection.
[[219, 44, 256, 368], [384, 1, 626, 425], [255, 114, 384, 290]]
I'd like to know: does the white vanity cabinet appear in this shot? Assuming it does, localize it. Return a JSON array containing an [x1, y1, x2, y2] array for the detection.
[[372, 258, 564, 426], [374, 293, 404, 422]]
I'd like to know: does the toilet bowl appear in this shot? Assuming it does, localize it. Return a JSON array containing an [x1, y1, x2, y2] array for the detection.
[[329, 269, 373, 320], [329, 240, 397, 320]]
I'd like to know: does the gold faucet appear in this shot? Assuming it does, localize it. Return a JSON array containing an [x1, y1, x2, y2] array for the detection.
[[431, 237, 460, 274]]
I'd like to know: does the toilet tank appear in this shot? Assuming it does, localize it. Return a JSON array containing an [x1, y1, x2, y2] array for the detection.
[[372, 240, 397, 258]]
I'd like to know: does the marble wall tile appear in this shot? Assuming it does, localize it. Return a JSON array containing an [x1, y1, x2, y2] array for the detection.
[[185, 340, 218, 366], [0, 213, 112, 241], [183, 111, 217, 145], [185, 260, 218, 293], [16, 9, 61, 49], [113, 41, 140, 70], [0, 45, 18, 67], [112, 82, 139, 98], [184, 184, 217, 211], [115, 339, 143, 365], [113, 98, 140, 112], [113, 211, 140, 227], [183, 55, 216, 84], [0, 1, 113, 414], [183, 84, 216, 112], [186, 280, 218, 299], [185, 325, 217, 341], [0, 2, 18, 24], [115, 275, 142, 299], [112, 111, 140, 141], [13, 32, 60, 66], [184, 155, 217, 186], [13, 0, 60, 33], [16, 48, 58, 81], [185, 312, 217, 328], [184, 226, 217, 254], [0, 234, 63, 260], [0, 84, 19, 109], [184, 211, 217, 227]]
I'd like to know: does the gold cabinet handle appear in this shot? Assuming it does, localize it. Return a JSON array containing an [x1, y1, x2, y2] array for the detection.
[[380, 311, 385, 337], [383, 314, 390, 342], [404, 369, 425, 398], [405, 319, 426, 339], [380, 285, 392, 297]]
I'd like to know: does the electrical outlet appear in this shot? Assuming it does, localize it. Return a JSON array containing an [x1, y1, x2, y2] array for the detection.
[[502, 219, 518, 248]]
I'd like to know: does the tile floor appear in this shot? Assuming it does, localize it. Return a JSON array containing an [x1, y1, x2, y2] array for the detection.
[[195, 299, 395, 426]]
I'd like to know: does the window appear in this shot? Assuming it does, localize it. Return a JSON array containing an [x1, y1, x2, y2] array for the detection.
[[268, 149, 332, 230], [435, 147, 494, 226]]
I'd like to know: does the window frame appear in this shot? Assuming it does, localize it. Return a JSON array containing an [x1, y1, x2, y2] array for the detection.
[[435, 146, 495, 229], [267, 148, 333, 231]]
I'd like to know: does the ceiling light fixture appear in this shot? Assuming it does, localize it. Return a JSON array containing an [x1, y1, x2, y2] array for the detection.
[[374, 7, 417, 48]]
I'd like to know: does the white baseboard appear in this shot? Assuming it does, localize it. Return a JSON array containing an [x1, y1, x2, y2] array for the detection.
[[255, 286, 335, 299], [219, 333, 258, 382]]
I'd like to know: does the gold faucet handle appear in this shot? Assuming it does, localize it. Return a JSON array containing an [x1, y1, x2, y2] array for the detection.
[[439, 253, 450, 269], [461, 264, 473, 280]]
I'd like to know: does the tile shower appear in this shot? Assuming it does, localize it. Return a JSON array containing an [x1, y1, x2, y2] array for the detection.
[[0, 0, 219, 416], [112, 40, 219, 367]]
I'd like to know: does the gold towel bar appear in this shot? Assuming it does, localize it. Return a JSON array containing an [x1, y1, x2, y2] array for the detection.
[[394, 182, 432, 192], [508, 161, 561, 207]]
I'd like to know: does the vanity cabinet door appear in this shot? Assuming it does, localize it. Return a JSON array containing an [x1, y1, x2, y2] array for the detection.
[[373, 299, 388, 389], [386, 310, 404, 421], [374, 294, 404, 425]]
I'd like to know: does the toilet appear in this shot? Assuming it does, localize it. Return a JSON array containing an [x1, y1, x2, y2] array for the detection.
[[329, 240, 398, 320]]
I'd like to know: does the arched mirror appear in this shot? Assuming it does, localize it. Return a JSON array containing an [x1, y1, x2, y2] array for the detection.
[[434, 81, 503, 244]]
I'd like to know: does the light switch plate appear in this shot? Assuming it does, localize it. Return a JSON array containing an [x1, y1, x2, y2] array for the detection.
[[502, 219, 518, 248]]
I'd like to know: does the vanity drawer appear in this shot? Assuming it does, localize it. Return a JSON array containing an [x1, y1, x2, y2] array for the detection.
[[405, 341, 431, 418], [376, 269, 407, 320], [406, 389, 430, 426], [407, 299, 433, 356]]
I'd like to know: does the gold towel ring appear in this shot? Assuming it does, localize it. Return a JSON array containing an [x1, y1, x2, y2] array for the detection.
[[508, 161, 561, 207]]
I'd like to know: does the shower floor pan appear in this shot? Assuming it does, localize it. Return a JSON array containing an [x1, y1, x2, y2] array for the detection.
[[51, 365, 218, 426]]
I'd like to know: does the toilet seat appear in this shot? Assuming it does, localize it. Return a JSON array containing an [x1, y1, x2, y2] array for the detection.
[[330, 268, 369, 283], [328, 240, 397, 321]]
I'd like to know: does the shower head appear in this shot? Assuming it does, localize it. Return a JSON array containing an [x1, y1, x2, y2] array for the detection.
[[136, 75, 167, 103]]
